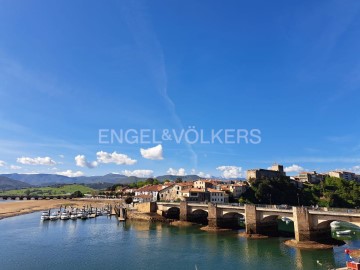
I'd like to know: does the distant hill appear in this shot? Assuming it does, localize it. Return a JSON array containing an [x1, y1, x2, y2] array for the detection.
[[0, 176, 32, 191], [1, 173, 75, 186], [0, 173, 205, 187]]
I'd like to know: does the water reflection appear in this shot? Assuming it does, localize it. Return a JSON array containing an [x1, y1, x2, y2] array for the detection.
[[1, 213, 360, 270]]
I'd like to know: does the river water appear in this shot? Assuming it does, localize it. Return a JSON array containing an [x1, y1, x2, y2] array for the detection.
[[0, 212, 359, 270]]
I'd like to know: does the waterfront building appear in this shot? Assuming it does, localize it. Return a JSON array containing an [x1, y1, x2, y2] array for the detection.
[[193, 180, 214, 189], [181, 188, 210, 202], [218, 183, 247, 198], [134, 185, 165, 201], [158, 182, 193, 201], [207, 188, 228, 203], [133, 194, 153, 203]]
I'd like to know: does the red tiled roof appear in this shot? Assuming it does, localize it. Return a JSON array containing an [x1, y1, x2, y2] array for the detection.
[[207, 188, 225, 193], [136, 185, 163, 192]]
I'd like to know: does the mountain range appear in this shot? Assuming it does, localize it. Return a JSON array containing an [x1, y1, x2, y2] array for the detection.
[[0, 176, 32, 191], [0, 173, 204, 188]]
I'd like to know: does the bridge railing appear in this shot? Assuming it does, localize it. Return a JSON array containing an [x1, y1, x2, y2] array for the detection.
[[308, 207, 360, 214]]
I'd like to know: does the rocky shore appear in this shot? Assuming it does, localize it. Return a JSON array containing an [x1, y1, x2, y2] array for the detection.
[[284, 239, 345, 250], [126, 211, 169, 223], [238, 232, 269, 239]]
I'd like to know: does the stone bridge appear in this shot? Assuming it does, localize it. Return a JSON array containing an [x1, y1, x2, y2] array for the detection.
[[157, 202, 360, 243]]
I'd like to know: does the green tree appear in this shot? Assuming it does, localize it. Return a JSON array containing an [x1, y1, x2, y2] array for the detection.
[[72, 191, 84, 198], [175, 177, 183, 183], [125, 197, 133, 204]]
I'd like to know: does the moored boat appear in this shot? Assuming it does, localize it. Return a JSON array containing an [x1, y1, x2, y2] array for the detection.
[[50, 212, 59, 221], [41, 211, 50, 221], [336, 230, 351, 235], [60, 211, 70, 220], [331, 221, 341, 229]]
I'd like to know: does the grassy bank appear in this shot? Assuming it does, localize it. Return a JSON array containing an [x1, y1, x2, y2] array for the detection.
[[0, 184, 95, 196]]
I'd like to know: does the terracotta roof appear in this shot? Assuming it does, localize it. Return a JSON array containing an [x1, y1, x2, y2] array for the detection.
[[136, 185, 163, 192], [177, 182, 194, 187], [181, 188, 206, 193], [207, 188, 225, 193]]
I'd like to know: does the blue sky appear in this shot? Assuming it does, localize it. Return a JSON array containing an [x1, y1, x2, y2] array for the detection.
[[0, 0, 360, 178]]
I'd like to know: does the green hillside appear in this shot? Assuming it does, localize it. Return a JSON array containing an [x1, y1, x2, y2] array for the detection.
[[0, 184, 95, 196]]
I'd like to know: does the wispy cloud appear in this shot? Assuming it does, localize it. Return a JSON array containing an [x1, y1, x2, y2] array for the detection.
[[55, 170, 84, 177], [167, 168, 186, 176], [122, 169, 153, 178], [120, 1, 198, 167], [17, 156, 56, 166], [284, 164, 304, 173]]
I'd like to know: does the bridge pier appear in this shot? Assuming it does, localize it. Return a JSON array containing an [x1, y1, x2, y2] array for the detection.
[[244, 204, 278, 236], [245, 204, 257, 234], [179, 201, 189, 222], [293, 207, 332, 243], [208, 203, 220, 228]]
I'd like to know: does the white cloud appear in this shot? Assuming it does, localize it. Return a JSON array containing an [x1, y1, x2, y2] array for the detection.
[[140, 144, 163, 160], [10, 165, 21, 170], [198, 172, 211, 178], [17, 156, 56, 166], [0, 160, 6, 166], [75, 155, 98, 168], [122, 169, 154, 178], [55, 170, 84, 177], [284, 164, 304, 173], [167, 168, 186, 176], [190, 169, 211, 178], [59, 155, 65, 158], [352, 166, 360, 173], [216, 166, 243, 178], [96, 151, 137, 165]]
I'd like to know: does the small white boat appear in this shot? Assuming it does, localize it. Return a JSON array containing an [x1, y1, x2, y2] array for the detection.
[[60, 211, 70, 220], [50, 212, 59, 221], [88, 213, 96, 218], [80, 212, 88, 220], [336, 230, 351, 235], [70, 213, 77, 220], [330, 221, 341, 228], [41, 211, 50, 221]]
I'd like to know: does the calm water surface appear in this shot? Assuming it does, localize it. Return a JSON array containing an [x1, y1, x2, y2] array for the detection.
[[0, 212, 359, 270]]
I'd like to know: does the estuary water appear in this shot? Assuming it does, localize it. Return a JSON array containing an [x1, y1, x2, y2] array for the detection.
[[0, 212, 359, 270]]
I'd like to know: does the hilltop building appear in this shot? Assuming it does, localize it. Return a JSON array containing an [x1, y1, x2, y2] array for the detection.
[[297, 171, 326, 184], [329, 171, 360, 182], [246, 163, 287, 181]]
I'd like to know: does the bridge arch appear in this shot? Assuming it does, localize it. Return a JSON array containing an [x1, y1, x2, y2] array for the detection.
[[256, 214, 295, 237], [317, 220, 360, 230], [189, 209, 208, 225], [261, 215, 294, 223], [218, 212, 245, 229], [165, 207, 180, 220]]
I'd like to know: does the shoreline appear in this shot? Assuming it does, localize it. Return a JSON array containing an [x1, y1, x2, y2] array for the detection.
[[0, 199, 120, 220]]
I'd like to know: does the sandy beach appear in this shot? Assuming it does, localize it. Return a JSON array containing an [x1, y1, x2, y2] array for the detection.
[[0, 199, 121, 220]]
